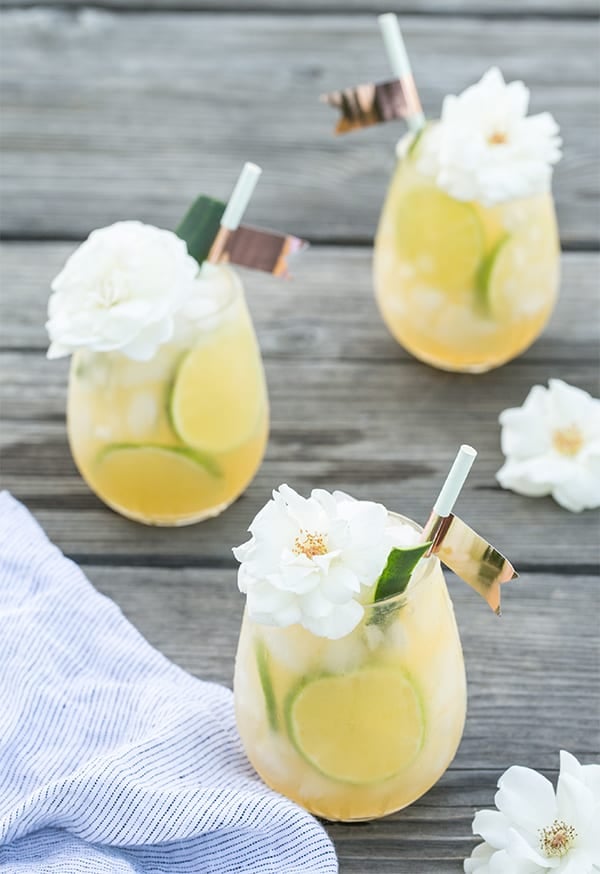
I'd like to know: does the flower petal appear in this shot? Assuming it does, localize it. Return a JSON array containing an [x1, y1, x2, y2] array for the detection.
[[472, 810, 511, 849], [552, 464, 600, 512], [556, 771, 595, 834], [495, 765, 557, 834], [505, 825, 553, 868], [553, 848, 594, 874], [496, 458, 554, 498], [320, 564, 361, 603], [547, 379, 595, 427], [487, 848, 541, 874], [302, 599, 364, 640], [464, 842, 495, 873]]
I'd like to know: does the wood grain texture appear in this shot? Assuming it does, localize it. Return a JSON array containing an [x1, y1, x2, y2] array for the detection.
[[1, 10, 599, 244], [83, 562, 600, 871], [2, 0, 598, 13], [1, 3, 599, 868], [0, 244, 600, 569], [1, 246, 599, 568], [2, 244, 599, 360]]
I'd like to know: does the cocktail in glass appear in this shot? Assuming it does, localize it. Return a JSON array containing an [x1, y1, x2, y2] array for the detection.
[[373, 132, 560, 372], [233, 449, 516, 821], [323, 15, 562, 374], [48, 163, 302, 525], [67, 264, 268, 525], [234, 512, 466, 821]]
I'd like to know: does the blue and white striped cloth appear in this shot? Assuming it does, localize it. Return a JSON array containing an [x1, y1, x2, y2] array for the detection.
[[0, 492, 338, 873]]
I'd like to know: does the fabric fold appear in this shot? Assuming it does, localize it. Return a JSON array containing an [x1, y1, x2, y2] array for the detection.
[[0, 492, 337, 874]]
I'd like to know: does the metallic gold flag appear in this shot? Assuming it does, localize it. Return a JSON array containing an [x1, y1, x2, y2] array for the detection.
[[322, 76, 422, 134], [208, 226, 308, 278], [423, 512, 518, 614]]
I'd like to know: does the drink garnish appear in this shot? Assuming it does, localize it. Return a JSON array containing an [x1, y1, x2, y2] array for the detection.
[[422, 445, 518, 614], [177, 163, 307, 278], [373, 542, 431, 602], [255, 638, 279, 732], [322, 13, 425, 135]]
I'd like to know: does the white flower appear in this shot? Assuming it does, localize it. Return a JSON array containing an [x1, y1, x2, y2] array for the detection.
[[496, 379, 600, 513], [233, 484, 418, 640], [46, 221, 199, 361], [417, 67, 562, 206], [464, 751, 600, 874]]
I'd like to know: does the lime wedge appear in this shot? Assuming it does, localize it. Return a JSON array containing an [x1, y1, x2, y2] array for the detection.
[[255, 638, 279, 732], [395, 186, 485, 299], [406, 125, 427, 160], [97, 443, 221, 476], [169, 336, 263, 453], [95, 444, 220, 518], [481, 232, 559, 322], [285, 668, 424, 784], [475, 235, 510, 316]]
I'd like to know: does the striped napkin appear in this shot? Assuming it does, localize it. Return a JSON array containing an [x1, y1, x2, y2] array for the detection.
[[0, 492, 338, 874]]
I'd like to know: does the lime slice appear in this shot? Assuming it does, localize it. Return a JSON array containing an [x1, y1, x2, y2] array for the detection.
[[95, 444, 220, 518], [255, 638, 279, 732], [395, 186, 484, 299], [482, 232, 559, 321], [406, 125, 427, 160], [170, 335, 263, 453], [475, 235, 510, 316], [286, 668, 424, 784]]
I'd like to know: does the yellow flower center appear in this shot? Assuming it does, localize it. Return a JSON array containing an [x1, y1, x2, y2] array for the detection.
[[293, 530, 328, 559], [539, 820, 577, 858], [552, 425, 584, 457], [488, 130, 508, 145]]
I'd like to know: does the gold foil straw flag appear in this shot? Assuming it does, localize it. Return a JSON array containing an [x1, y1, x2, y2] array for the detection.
[[209, 225, 307, 279], [422, 445, 518, 614], [322, 81, 417, 135], [207, 163, 308, 277], [322, 13, 425, 135]]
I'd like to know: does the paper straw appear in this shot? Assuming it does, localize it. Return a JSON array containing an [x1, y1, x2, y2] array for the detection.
[[432, 445, 477, 518], [377, 13, 425, 132], [220, 162, 262, 231]]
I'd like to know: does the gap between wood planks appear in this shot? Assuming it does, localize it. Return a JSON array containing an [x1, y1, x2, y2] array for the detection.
[[70, 554, 600, 575], [1, 234, 598, 252], [1, 349, 596, 366], [0, 3, 598, 19]]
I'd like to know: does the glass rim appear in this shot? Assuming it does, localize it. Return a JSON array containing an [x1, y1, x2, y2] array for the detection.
[[190, 262, 244, 322], [360, 511, 441, 615]]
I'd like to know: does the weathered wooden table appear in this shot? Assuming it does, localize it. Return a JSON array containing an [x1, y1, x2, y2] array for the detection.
[[1, 0, 599, 870]]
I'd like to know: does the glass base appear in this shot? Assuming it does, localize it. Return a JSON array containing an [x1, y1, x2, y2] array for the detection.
[[98, 494, 238, 527], [400, 341, 528, 374]]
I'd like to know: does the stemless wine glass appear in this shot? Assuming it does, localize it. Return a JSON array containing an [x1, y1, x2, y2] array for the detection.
[[67, 264, 268, 525], [233, 513, 466, 822], [373, 127, 560, 373]]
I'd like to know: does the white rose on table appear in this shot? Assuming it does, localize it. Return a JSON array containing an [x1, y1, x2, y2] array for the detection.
[[464, 751, 600, 874], [496, 379, 600, 513], [417, 67, 562, 206], [46, 221, 199, 361]]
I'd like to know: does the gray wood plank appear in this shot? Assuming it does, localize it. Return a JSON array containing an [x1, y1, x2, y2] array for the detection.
[[1, 245, 599, 361], [82, 563, 600, 870], [1, 245, 598, 566], [1, 10, 598, 244], [2, 353, 599, 563], [2, 0, 598, 13]]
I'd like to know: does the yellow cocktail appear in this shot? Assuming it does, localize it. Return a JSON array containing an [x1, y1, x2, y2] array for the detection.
[[234, 513, 466, 821], [67, 265, 268, 525], [374, 128, 560, 372]]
